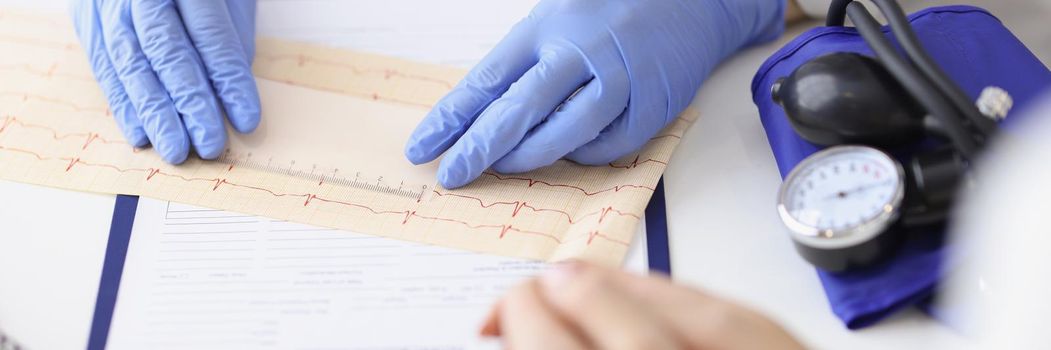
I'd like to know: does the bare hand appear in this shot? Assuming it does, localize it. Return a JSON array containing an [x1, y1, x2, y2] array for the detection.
[[481, 261, 804, 350]]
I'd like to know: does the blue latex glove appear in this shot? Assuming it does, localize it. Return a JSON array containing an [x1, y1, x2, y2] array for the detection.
[[71, 0, 260, 164], [405, 0, 785, 188]]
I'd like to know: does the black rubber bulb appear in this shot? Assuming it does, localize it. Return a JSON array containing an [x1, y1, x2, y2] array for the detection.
[[771, 53, 925, 147]]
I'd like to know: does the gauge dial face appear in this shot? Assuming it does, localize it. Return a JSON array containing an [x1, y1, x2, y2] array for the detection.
[[778, 146, 904, 239]]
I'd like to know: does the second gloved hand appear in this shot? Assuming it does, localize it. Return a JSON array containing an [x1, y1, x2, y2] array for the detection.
[[72, 0, 260, 164], [405, 0, 785, 188]]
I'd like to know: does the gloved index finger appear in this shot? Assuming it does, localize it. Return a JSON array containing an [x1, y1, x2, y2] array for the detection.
[[176, 0, 261, 134], [132, 0, 228, 160], [492, 38, 630, 173], [404, 19, 538, 166], [436, 50, 590, 188]]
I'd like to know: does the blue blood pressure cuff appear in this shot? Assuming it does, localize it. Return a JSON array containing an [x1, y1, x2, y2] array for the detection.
[[750, 5, 1051, 329]]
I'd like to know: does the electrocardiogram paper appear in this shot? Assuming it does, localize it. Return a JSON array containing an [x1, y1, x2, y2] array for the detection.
[[0, 8, 695, 265]]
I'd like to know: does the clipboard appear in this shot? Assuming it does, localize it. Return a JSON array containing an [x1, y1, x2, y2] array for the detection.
[[87, 178, 673, 349]]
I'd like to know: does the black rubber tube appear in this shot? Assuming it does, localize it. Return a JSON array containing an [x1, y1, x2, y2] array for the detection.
[[872, 0, 996, 142], [827, 0, 855, 27], [847, 2, 979, 157]]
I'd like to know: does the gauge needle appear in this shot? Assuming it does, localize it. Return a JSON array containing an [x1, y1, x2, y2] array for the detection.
[[824, 180, 894, 200]]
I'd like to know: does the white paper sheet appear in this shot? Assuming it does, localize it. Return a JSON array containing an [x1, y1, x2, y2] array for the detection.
[[106, 198, 647, 349]]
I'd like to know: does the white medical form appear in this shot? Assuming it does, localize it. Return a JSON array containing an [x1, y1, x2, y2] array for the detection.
[[103, 198, 649, 349]]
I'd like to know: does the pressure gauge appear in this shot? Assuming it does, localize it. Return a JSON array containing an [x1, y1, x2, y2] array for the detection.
[[777, 145, 906, 271]]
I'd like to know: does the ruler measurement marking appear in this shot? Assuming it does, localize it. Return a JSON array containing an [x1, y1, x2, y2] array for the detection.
[[216, 154, 424, 201]]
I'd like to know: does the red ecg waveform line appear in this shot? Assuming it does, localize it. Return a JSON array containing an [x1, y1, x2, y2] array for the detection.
[[1, 116, 123, 149], [0, 36, 439, 109], [0, 91, 111, 116], [256, 53, 456, 89], [270, 78, 434, 109], [481, 172, 657, 196], [0, 144, 632, 247], [432, 190, 641, 225], [607, 154, 669, 169]]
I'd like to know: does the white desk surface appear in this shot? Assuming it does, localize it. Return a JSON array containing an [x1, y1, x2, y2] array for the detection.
[[1, 1, 1048, 349]]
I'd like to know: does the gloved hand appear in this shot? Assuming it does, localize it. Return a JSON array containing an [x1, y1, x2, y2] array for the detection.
[[71, 0, 260, 164], [405, 0, 785, 188]]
